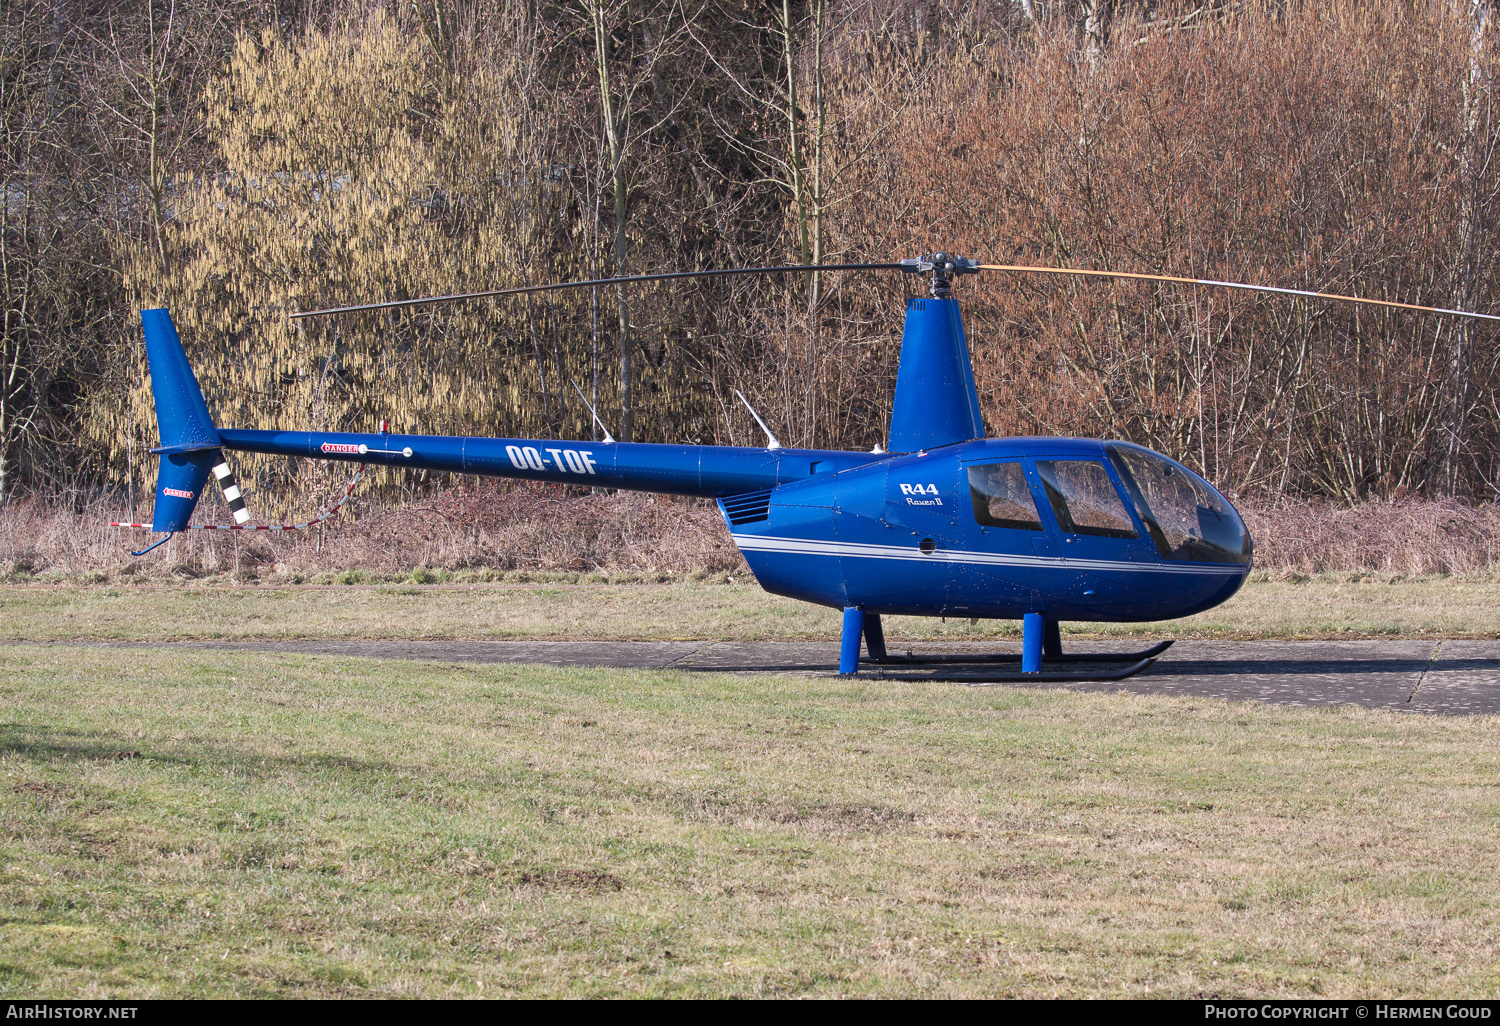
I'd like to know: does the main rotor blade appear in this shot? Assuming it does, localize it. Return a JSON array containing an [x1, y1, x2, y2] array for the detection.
[[978, 264, 1500, 323], [290, 262, 905, 320]]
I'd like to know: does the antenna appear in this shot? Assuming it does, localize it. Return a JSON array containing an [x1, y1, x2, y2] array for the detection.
[[734, 389, 782, 450], [571, 379, 617, 444]]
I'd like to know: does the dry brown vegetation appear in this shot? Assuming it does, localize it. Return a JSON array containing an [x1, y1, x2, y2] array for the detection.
[[1243, 498, 1500, 576], [4, 0, 1499, 511], [9, 483, 1500, 582], [0, 483, 743, 582], [824, 1, 1500, 500]]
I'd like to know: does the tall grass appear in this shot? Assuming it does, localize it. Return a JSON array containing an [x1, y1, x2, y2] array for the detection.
[[6, 482, 1500, 582], [0, 482, 740, 582]]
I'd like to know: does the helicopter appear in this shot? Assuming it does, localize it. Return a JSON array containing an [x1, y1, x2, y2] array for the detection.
[[118, 253, 1500, 682]]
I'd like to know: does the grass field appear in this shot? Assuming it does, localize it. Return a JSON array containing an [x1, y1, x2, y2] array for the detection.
[[4, 573, 1500, 644], [3, 580, 1499, 998], [3, 645, 1499, 998]]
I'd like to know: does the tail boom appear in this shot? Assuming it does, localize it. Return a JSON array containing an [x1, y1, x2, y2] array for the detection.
[[134, 307, 891, 539], [217, 429, 887, 498]]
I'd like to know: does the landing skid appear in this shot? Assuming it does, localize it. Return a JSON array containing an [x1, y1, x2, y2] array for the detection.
[[863, 655, 1158, 684], [678, 655, 1158, 682], [862, 638, 1174, 667]]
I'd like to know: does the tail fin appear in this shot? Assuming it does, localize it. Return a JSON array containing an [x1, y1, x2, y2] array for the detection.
[[142, 309, 221, 532]]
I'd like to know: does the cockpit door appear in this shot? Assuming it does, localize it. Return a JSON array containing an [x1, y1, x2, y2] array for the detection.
[[1030, 458, 1158, 577]]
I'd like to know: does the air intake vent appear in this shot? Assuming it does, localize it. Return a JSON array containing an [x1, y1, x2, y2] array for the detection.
[[719, 489, 772, 526]]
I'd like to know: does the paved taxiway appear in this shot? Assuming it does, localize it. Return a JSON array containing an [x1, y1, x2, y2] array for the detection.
[[60, 638, 1500, 715]]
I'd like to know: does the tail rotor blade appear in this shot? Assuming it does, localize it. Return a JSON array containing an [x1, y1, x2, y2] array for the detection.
[[212, 460, 252, 525]]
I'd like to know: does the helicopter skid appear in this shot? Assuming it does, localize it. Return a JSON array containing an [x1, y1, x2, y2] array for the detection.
[[861, 638, 1174, 668], [862, 655, 1158, 684]]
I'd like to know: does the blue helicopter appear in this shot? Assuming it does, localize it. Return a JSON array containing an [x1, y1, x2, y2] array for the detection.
[[125, 253, 1497, 681]]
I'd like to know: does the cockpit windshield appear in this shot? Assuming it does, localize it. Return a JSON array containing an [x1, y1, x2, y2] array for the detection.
[[1105, 444, 1253, 565]]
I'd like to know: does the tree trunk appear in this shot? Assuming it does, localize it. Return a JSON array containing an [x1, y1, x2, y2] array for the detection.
[[782, 0, 811, 269], [809, 0, 825, 309], [0, 184, 32, 505], [1443, 0, 1491, 496], [1082, 0, 1110, 72], [593, 0, 633, 441]]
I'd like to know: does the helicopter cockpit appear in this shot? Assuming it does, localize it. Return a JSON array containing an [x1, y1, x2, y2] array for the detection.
[[1104, 443, 1252, 566], [961, 441, 1251, 569]]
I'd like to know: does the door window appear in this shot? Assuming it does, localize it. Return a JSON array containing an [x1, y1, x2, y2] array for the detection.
[[1034, 460, 1139, 539], [967, 462, 1043, 530]]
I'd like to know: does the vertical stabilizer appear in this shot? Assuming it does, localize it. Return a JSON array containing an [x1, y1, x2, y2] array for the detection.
[[886, 297, 984, 452], [141, 309, 221, 532]]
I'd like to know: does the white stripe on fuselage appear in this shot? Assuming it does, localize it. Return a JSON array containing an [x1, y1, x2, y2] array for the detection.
[[730, 534, 1246, 575]]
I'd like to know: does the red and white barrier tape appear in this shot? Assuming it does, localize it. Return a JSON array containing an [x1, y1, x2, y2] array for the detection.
[[111, 465, 365, 532]]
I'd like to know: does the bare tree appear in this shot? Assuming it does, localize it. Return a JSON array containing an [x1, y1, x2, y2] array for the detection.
[[0, 0, 114, 501], [1442, 0, 1495, 496], [585, 0, 697, 441]]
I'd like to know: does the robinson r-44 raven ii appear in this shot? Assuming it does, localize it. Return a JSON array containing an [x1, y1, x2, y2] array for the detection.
[[116, 254, 1500, 681]]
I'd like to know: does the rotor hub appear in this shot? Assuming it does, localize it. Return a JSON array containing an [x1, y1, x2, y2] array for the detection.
[[899, 253, 980, 299]]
